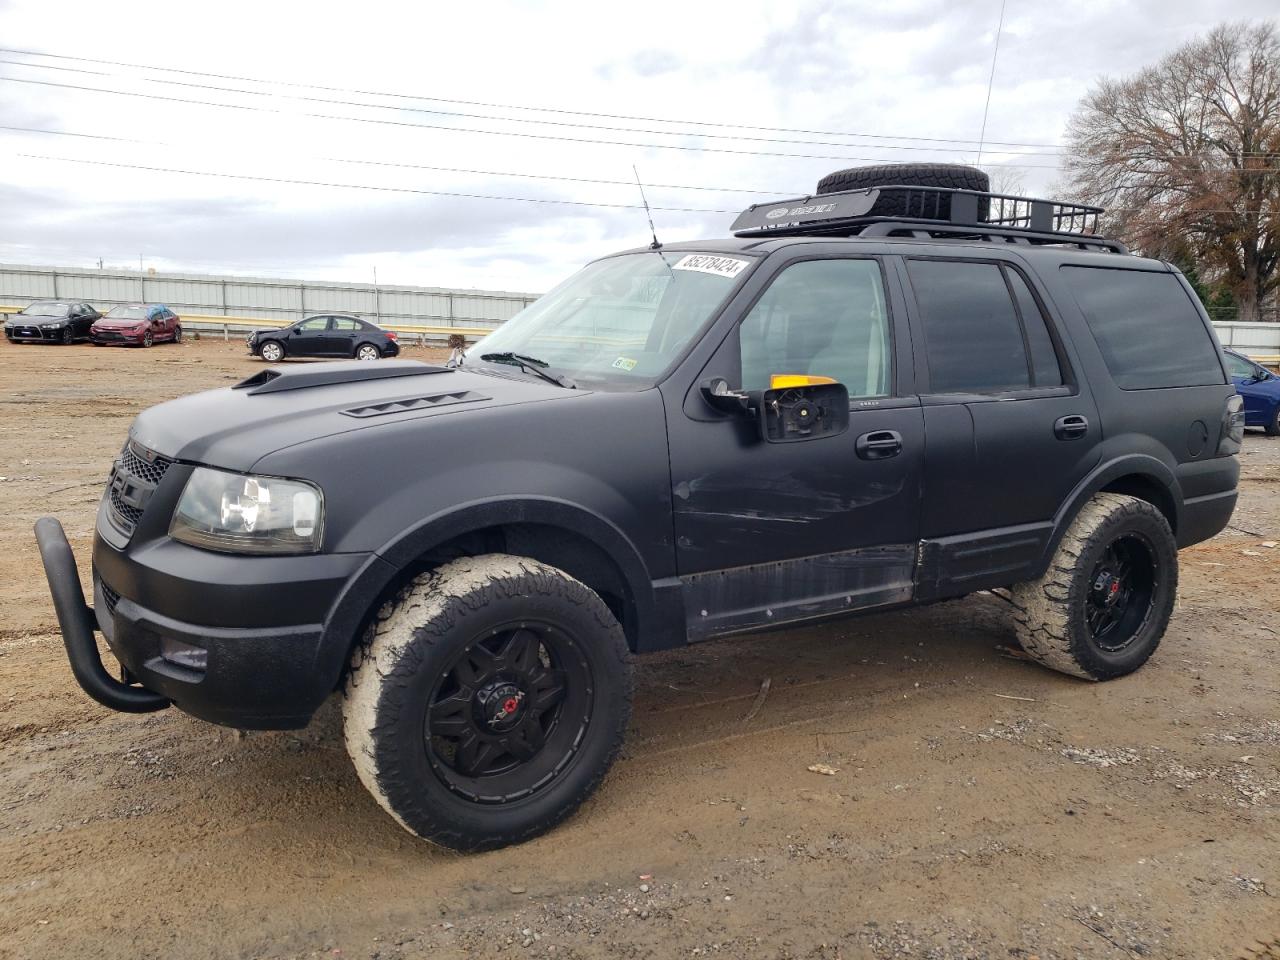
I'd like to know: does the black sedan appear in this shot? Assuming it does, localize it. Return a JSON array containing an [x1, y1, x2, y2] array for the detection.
[[4, 300, 101, 344], [247, 314, 399, 362]]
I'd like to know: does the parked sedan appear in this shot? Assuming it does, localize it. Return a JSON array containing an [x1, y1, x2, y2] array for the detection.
[[90, 304, 181, 347], [247, 314, 399, 362], [3, 300, 101, 344], [1226, 349, 1280, 435]]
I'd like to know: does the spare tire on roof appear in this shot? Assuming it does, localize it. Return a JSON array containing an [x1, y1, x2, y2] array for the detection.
[[815, 163, 990, 222]]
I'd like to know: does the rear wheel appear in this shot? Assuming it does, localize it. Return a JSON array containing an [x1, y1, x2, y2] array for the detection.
[[259, 340, 284, 363], [356, 343, 382, 361], [1011, 493, 1176, 680], [343, 554, 632, 851]]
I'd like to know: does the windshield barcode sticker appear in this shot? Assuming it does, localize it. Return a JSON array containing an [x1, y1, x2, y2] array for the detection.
[[671, 255, 751, 278]]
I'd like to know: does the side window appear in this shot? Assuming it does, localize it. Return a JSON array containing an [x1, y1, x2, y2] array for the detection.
[[907, 259, 1030, 394], [1006, 269, 1063, 387], [332, 317, 360, 331], [1226, 353, 1256, 379], [298, 316, 329, 331], [1061, 267, 1224, 390], [739, 259, 891, 398]]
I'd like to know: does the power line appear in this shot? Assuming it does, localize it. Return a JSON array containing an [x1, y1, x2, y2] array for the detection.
[[0, 44, 1069, 151], [0, 123, 786, 194], [11, 150, 1269, 220], [14, 153, 737, 213], [0, 74, 1074, 169], [0, 56, 1070, 158]]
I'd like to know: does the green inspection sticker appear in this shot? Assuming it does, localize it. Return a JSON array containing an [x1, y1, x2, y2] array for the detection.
[[611, 357, 638, 371]]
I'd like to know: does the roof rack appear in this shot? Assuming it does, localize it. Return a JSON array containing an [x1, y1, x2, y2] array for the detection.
[[730, 185, 1127, 254]]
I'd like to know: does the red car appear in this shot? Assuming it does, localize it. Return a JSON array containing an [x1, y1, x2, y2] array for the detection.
[[90, 303, 182, 347]]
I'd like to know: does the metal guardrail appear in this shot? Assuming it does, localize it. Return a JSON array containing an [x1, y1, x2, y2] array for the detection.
[[0, 306, 494, 345]]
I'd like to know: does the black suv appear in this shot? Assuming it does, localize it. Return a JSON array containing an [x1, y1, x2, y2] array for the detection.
[[247, 314, 400, 362], [36, 164, 1242, 852]]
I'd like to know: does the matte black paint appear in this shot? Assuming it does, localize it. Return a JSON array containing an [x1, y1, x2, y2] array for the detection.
[[38, 236, 1240, 729]]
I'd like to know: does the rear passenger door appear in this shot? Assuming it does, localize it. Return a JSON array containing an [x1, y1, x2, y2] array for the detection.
[[328, 316, 361, 357], [899, 256, 1100, 596]]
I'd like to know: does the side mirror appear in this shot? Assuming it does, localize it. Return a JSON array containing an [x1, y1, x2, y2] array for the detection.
[[753, 382, 850, 442]]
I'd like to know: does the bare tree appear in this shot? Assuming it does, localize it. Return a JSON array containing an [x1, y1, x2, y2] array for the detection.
[[1062, 21, 1280, 322]]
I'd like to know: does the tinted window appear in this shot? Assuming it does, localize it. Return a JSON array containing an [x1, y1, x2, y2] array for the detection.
[[1062, 267, 1224, 390], [1007, 269, 1063, 387], [739, 259, 891, 397], [1226, 353, 1257, 379], [332, 317, 360, 331], [908, 260, 1029, 393]]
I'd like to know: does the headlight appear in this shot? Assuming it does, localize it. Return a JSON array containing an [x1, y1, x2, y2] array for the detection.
[[169, 467, 323, 555], [43, 321, 64, 329]]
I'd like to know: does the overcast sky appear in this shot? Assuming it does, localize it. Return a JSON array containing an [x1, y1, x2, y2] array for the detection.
[[0, 0, 1276, 293]]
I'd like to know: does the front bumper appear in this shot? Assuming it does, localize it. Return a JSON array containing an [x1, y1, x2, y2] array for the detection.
[[6, 324, 64, 342], [36, 488, 373, 728], [91, 328, 145, 345]]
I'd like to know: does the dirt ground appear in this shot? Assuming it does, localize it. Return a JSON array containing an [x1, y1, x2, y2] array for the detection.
[[1, 337, 1278, 960]]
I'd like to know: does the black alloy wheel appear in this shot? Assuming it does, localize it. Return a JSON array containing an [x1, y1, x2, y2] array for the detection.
[[425, 620, 590, 803], [1084, 534, 1157, 652]]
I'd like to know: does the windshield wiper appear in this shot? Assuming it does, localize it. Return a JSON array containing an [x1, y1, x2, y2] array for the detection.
[[479, 352, 575, 388]]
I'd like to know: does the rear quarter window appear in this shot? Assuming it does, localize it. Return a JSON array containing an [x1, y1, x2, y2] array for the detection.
[[1061, 266, 1224, 390]]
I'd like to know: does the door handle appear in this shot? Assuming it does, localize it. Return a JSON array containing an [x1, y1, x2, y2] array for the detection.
[[1054, 414, 1089, 440], [856, 429, 903, 460]]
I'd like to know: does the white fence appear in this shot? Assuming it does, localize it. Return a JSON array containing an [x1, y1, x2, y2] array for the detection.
[[0, 263, 538, 331]]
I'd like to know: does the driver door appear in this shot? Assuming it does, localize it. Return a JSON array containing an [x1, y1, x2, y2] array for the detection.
[[288, 316, 331, 357], [665, 255, 924, 639]]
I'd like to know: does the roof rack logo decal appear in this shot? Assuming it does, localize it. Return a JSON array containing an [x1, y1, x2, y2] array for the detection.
[[766, 202, 838, 220]]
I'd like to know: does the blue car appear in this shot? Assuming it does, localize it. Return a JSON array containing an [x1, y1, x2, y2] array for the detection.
[[1225, 349, 1280, 435]]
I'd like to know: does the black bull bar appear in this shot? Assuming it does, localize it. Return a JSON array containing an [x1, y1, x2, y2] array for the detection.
[[33, 517, 169, 713]]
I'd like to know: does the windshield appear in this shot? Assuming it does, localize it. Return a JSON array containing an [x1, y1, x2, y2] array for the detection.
[[106, 306, 149, 320], [20, 301, 69, 317], [465, 251, 754, 388]]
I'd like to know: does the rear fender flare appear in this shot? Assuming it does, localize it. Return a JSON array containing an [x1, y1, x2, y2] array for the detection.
[[1039, 455, 1180, 573]]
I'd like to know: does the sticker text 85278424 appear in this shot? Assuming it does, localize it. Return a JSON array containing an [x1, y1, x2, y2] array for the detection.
[[671, 254, 751, 279]]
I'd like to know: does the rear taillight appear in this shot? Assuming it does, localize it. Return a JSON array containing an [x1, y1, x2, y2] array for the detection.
[[385, 331, 397, 340], [1219, 394, 1244, 456]]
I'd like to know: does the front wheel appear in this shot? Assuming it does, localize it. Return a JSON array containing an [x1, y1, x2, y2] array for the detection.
[[1011, 493, 1177, 680], [1265, 405, 1280, 437], [172, 326, 182, 344], [343, 555, 632, 851], [356, 343, 382, 361], [259, 340, 284, 363], [141, 331, 153, 348], [61, 327, 74, 345]]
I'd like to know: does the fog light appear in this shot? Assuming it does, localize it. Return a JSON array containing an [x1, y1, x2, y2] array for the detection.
[[160, 636, 208, 672]]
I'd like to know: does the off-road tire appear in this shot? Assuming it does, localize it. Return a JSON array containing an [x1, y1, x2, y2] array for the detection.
[[815, 162, 991, 221], [343, 554, 632, 851], [259, 340, 284, 363], [1011, 493, 1177, 680], [1265, 405, 1280, 437]]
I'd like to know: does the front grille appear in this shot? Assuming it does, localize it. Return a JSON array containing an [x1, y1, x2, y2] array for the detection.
[[106, 442, 174, 533]]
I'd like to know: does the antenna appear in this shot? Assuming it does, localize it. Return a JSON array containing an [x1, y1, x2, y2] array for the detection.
[[632, 165, 662, 250]]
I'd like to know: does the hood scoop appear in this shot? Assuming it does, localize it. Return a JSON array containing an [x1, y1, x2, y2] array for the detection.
[[340, 389, 489, 418], [234, 360, 451, 395]]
